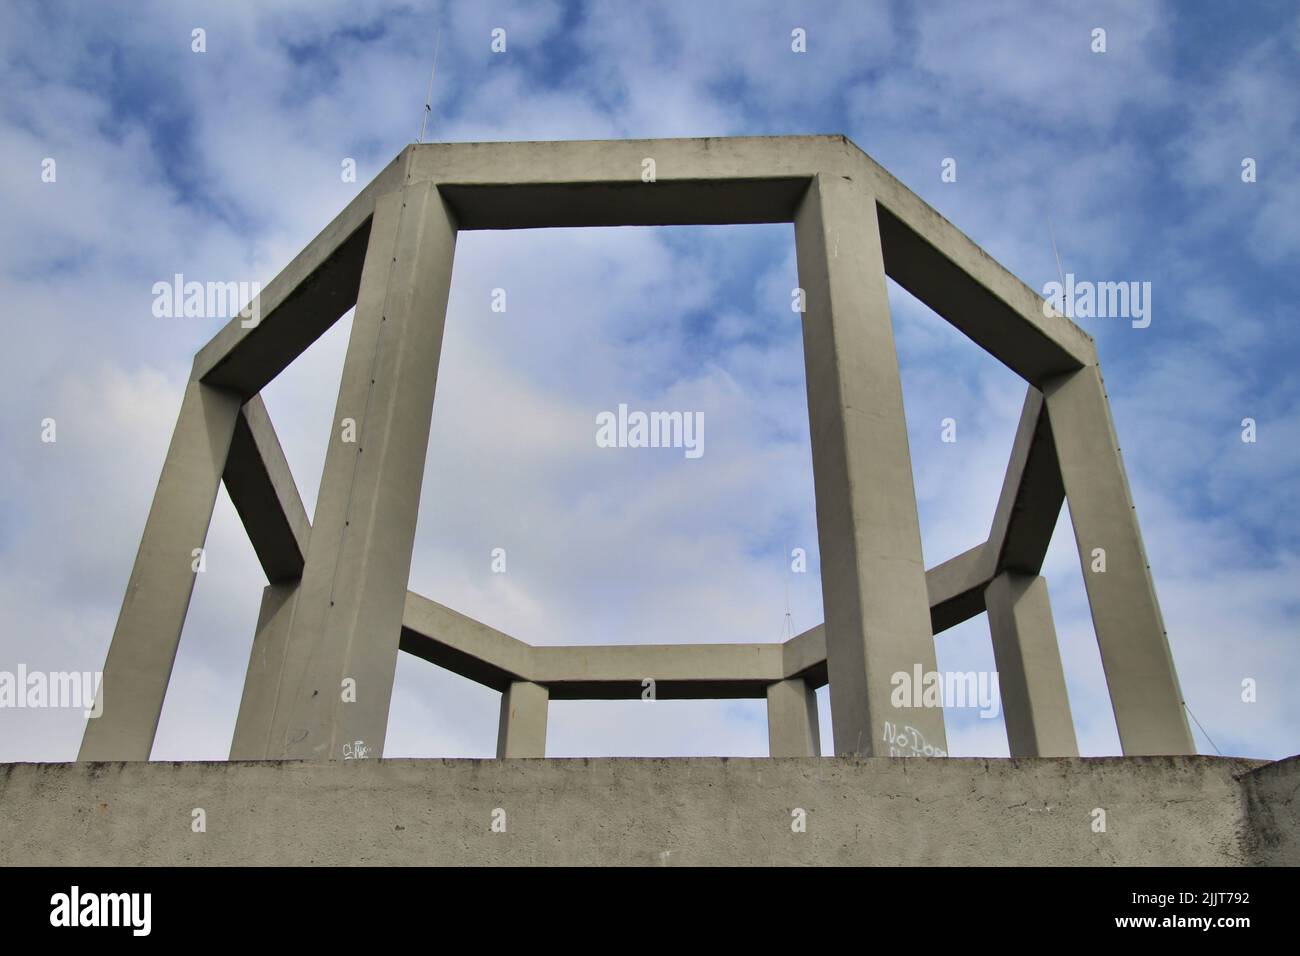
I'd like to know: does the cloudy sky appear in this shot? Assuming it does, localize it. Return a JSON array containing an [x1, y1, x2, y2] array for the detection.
[[2, 0, 1297, 762]]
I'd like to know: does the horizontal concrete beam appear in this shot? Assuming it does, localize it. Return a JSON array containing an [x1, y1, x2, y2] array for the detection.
[[400, 543, 989, 698], [534, 642, 784, 700], [192, 134, 1090, 402], [855, 149, 1095, 386], [782, 625, 827, 686], [406, 137, 1091, 384], [409, 135, 856, 229], [399, 592, 534, 693], [225, 375, 992, 701], [193, 149, 412, 398], [438, 180, 812, 229], [926, 543, 993, 634]]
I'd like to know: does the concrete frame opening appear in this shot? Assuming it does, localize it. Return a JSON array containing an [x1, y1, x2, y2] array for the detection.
[[77, 136, 1195, 764]]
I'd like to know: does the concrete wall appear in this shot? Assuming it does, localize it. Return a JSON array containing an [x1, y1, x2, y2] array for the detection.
[[1, 755, 1294, 866]]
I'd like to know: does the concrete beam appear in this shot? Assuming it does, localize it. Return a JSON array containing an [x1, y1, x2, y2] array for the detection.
[[987, 388, 1065, 577], [984, 572, 1078, 758], [79, 380, 243, 760], [533, 643, 784, 700], [267, 183, 458, 760], [856, 148, 1095, 386], [782, 625, 827, 687], [926, 543, 992, 634], [766, 678, 821, 757], [222, 395, 311, 583], [217, 398, 989, 708], [229, 582, 299, 760], [399, 593, 534, 692], [1043, 365, 1194, 755], [194, 149, 411, 398], [496, 681, 548, 758], [795, 173, 945, 756], [409, 136, 857, 228], [193, 135, 1092, 395]]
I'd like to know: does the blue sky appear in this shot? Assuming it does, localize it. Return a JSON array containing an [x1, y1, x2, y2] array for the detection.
[[1, 0, 1297, 762]]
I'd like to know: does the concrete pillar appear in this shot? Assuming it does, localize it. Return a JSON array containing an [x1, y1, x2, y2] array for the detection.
[[496, 681, 549, 758], [1043, 365, 1194, 755], [79, 380, 242, 761], [229, 582, 299, 759], [766, 678, 820, 757], [794, 174, 946, 757], [267, 183, 458, 760], [984, 572, 1078, 757]]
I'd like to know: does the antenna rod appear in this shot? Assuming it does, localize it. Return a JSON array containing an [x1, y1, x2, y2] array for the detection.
[[1047, 214, 1066, 312], [418, 27, 441, 144]]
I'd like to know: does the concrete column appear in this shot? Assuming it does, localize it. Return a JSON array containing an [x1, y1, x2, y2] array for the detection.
[[496, 681, 549, 758], [766, 678, 821, 757], [268, 183, 458, 760], [794, 174, 946, 757], [229, 582, 299, 759], [79, 380, 242, 761], [984, 572, 1078, 757], [1043, 365, 1194, 755]]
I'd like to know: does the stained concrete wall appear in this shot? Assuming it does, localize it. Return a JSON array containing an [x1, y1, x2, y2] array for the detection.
[[0, 756, 1294, 866]]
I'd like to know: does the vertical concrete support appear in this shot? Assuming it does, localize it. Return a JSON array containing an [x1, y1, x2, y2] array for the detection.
[[794, 174, 946, 757], [984, 572, 1078, 757], [229, 582, 299, 759], [766, 678, 821, 757], [79, 380, 242, 761], [268, 183, 458, 760], [1043, 365, 1194, 755], [496, 681, 549, 758]]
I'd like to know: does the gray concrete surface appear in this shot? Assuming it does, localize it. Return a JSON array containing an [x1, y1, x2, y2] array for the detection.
[[496, 682, 549, 758], [795, 173, 946, 757], [766, 678, 821, 757], [268, 184, 458, 761], [84, 134, 1193, 766], [1, 755, 1293, 866], [78, 381, 243, 762], [985, 572, 1078, 757], [1043, 365, 1194, 755]]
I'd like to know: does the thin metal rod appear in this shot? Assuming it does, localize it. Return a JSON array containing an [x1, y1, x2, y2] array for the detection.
[[418, 28, 441, 144]]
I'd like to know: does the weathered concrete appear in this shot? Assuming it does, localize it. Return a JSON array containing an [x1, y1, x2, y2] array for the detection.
[[985, 572, 1078, 758], [766, 679, 821, 757], [987, 388, 1064, 576], [2, 755, 1292, 866], [222, 395, 311, 583], [1240, 755, 1300, 865], [267, 183, 458, 761], [195, 149, 412, 397], [78, 381, 243, 762], [196, 136, 1094, 413], [496, 682, 549, 758], [925, 543, 990, 634], [83, 135, 1189, 768], [795, 173, 945, 756], [1044, 365, 1194, 755], [229, 582, 300, 760]]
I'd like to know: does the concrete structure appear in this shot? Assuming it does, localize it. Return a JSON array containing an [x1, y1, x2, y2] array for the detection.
[[79, 135, 1195, 763], [3, 756, 1295, 866]]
